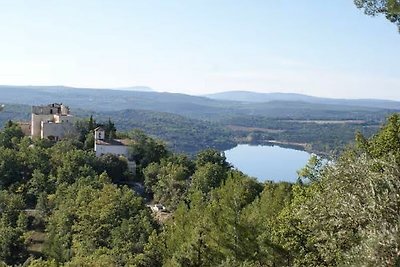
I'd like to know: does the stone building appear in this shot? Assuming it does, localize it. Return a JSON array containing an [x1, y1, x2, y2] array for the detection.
[[94, 127, 136, 174], [31, 103, 76, 141]]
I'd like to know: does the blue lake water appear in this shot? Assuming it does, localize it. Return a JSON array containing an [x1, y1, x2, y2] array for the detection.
[[224, 144, 312, 183]]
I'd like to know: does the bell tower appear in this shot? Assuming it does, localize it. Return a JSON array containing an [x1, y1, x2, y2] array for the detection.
[[94, 126, 105, 141]]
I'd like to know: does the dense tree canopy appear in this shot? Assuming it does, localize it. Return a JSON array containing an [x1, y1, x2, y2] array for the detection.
[[1, 114, 400, 266]]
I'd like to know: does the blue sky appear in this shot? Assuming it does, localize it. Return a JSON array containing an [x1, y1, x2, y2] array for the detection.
[[0, 0, 399, 99]]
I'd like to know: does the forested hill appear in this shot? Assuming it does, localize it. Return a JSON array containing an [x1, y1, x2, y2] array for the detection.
[[2, 115, 400, 266], [206, 90, 400, 109], [90, 109, 236, 153], [0, 86, 230, 118], [1, 86, 400, 120], [1, 85, 400, 155], [0, 104, 235, 154]]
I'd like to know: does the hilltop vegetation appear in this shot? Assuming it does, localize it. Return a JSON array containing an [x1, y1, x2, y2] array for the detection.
[[1, 86, 399, 120], [92, 109, 236, 154], [0, 104, 236, 155], [1, 115, 400, 266], [1, 86, 399, 155], [207, 90, 400, 109]]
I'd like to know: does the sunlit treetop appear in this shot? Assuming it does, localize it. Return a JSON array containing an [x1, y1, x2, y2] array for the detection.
[[355, 0, 400, 31]]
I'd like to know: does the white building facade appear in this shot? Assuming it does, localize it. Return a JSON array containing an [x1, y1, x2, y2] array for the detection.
[[31, 103, 75, 141], [94, 127, 136, 174]]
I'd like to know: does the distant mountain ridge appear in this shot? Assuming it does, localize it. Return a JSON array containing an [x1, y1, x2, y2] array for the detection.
[[206, 91, 400, 110], [0, 86, 399, 121], [0, 85, 231, 119], [1, 85, 398, 154]]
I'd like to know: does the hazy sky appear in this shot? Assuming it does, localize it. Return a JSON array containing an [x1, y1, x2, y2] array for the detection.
[[0, 0, 399, 99]]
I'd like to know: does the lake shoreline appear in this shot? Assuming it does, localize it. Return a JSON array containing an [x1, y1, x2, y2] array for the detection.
[[236, 140, 330, 158], [224, 144, 312, 183]]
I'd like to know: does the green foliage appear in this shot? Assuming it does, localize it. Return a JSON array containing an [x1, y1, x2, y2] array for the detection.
[[242, 182, 293, 265], [0, 100, 392, 156], [54, 149, 97, 185], [158, 172, 263, 266], [27, 258, 57, 267], [96, 154, 128, 182], [83, 132, 95, 150], [0, 191, 28, 265], [161, 192, 218, 266], [354, 0, 400, 31], [0, 121, 24, 149], [27, 170, 54, 200], [96, 109, 236, 154], [75, 116, 97, 150], [0, 147, 23, 189], [278, 155, 400, 266], [75, 116, 97, 144], [0, 191, 25, 226], [206, 172, 263, 260], [18, 139, 51, 177], [191, 163, 227, 195], [357, 114, 400, 162], [226, 115, 379, 155], [3, 106, 400, 266], [0, 222, 28, 265], [104, 118, 117, 140], [297, 154, 325, 183], [195, 148, 231, 170], [144, 156, 193, 209], [129, 129, 169, 168], [44, 181, 156, 265]]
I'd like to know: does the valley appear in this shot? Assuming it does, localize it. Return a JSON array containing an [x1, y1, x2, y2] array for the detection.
[[0, 86, 396, 156]]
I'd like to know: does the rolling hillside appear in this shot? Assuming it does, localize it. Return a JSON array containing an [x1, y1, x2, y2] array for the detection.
[[1, 86, 399, 121], [1, 85, 398, 155], [206, 90, 400, 110]]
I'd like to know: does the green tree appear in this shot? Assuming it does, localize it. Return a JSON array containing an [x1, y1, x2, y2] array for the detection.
[[242, 182, 293, 265], [206, 172, 263, 262], [195, 149, 231, 171], [88, 115, 95, 131], [354, 0, 400, 31], [104, 118, 117, 140], [161, 191, 216, 267], [149, 160, 191, 209], [96, 154, 128, 182], [27, 170, 55, 202], [0, 191, 25, 226], [45, 182, 156, 265], [277, 149, 400, 266], [55, 149, 97, 185], [0, 148, 23, 189], [132, 230, 166, 267], [356, 114, 400, 164], [18, 140, 51, 178], [0, 222, 27, 265], [75, 116, 97, 144], [128, 129, 168, 169], [157, 171, 264, 266], [83, 132, 95, 150], [297, 154, 325, 183], [144, 154, 194, 198], [27, 258, 57, 267], [190, 162, 227, 195], [0, 121, 24, 149]]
